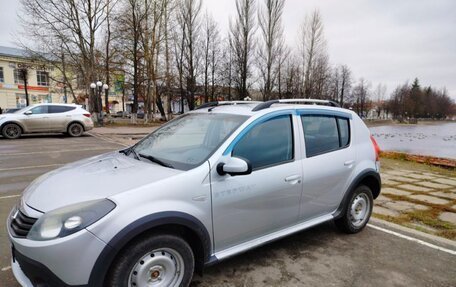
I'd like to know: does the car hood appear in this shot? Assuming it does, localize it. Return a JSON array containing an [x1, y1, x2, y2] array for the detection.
[[22, 151, 183, 212], [0, 113, 21, 120]]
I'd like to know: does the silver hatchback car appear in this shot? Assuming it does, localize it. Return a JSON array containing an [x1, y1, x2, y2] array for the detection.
[[7, 99, 381, 287], [0, 103, 93, 139]]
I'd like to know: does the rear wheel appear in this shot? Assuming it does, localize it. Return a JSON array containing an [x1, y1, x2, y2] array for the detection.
[[67, 123, 84, 137], [1, 123, 22, 139], [335, 185, 373, 234], [106, 234, 194, 287]]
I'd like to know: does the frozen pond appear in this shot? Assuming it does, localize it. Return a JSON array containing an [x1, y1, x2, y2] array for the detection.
[[370, 122, 456, 159]]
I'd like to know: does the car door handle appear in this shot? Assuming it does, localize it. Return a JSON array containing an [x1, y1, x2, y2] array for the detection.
[[284, 175, 302, 184], [344, 160, 355, 166]]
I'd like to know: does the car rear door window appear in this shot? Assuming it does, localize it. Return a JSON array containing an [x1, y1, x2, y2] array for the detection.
[[301, 115, 350, 157], [48, 106, 76, 113], [232, 115, 293, 169]]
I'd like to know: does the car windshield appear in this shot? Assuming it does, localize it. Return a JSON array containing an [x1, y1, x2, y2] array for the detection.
[[132, 113, 248, 170]]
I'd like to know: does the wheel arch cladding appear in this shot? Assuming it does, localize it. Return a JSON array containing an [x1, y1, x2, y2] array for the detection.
[[88, 211, 212, 286], [333, 170, 381, 219]]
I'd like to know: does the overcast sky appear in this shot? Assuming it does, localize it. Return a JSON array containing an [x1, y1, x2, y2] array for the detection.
[[1, 0, 455, 99]]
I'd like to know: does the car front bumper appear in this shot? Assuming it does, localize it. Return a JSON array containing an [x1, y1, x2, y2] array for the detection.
[[11, 257, 33, 287], [7, 209, 107, 287]]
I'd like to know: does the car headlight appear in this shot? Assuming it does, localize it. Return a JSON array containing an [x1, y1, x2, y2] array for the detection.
[[27, 199, 115, 241]]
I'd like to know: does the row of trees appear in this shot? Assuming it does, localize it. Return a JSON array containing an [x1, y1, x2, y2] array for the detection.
[[387, 79, 454, 119], [18, 0, 454, 121]]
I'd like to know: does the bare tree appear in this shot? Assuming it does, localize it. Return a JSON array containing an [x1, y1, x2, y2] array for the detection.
[[209, 26, 221, 102], [352, 78, 371, 116], [230, 0, 256, 100], [373, 83, 387, 118], [163, 0, 176, 119], [179, 0, 203, 110], [173, 9, 187, 113], [104, 0, 113, 114], [220, 36, 234, 100], [115, 0, 149, 122], [202, 13, 220, 103], [19, 0, 112, 112], [299, 10, 327, 98], [330, 64, 352, 106], [338, 65, 352, 107], [142, 0, 168, 122], [257, 0, 284, 101]]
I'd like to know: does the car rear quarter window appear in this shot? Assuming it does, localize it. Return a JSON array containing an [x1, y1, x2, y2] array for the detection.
[[48, 106, 76, 113], [232, 115, 293, 169], [301, 115, 351, 157], [337, 118, 350, 147]]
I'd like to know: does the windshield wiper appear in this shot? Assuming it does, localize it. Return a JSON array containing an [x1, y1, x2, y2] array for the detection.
[[138, 153, 174, 169], [119, 147, 140, 160]]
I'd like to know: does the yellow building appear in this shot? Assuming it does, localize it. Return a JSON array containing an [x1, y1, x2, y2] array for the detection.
[[0, 46, 125, 113], [0, 46, 68, 110]]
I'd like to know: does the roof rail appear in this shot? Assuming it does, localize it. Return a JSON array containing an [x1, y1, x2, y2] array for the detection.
[[252, 99, 340, 111], [196, 101, 262, 110]]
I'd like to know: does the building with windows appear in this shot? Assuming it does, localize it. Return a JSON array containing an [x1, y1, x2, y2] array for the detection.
[[0, 46, 67, 110], [0, 46, 126, 113]]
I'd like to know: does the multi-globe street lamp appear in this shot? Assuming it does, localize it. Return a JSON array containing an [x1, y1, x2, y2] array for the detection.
[[90, 81, 109, 126]]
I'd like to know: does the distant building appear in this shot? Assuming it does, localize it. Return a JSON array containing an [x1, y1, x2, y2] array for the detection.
[[0, 46, 125, 113], [0, 46, 62, 109]]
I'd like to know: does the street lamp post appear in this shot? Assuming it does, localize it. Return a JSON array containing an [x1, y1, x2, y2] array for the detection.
[[103, 83, 109, 115], [90, 81, 109, 127]]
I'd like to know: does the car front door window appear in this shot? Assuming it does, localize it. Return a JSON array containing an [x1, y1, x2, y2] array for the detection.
[[30, 106, 48, 115], [232, 115, 294, 169]]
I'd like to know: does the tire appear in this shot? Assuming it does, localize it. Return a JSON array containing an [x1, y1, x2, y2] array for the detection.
[[67, 123, 84, 137], [335, 185, 373, 234], [106, 234, 195, 287], [1, 123, 22, 139]]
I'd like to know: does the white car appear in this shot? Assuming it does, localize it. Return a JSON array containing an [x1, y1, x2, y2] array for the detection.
[[0, 104, 94, 139]]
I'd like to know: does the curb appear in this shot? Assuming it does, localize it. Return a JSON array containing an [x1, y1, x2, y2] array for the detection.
[[369, 217, 456, 251]]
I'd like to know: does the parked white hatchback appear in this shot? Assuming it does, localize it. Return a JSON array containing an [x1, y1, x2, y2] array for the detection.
[[0, 103, 93, 139], [8, 99, 381, 287]]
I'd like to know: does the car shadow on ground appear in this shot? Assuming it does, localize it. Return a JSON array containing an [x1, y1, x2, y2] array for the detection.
[[190, 222, 340, 286]]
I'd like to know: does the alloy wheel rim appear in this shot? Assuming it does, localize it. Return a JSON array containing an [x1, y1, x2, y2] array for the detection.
[[349, 193, 370, 227], [71, 125, 81, 135], [128, 248, 184, 287], [6, 125, 19, 137]]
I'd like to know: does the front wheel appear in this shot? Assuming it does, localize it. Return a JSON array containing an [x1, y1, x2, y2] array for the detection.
[[2, 123, 22, 139], [335, 185, 373, 234], [106, 234, 195, 287]]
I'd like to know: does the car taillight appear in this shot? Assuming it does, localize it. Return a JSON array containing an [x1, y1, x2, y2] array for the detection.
[[83, 113, 91, 118], [370, 135, 381, 161]]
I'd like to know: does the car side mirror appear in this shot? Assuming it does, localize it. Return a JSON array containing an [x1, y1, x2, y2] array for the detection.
[[217, 157, 252, 176], [24, 111, 32, 115]]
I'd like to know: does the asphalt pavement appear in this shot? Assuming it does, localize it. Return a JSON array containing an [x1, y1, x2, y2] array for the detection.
[[0, 133, 455, 287]]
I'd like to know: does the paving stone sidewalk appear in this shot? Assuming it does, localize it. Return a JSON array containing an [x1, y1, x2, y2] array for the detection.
[[374, 168, 456, 240]]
